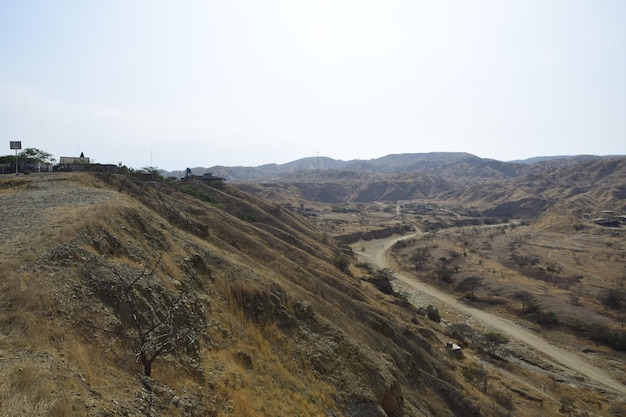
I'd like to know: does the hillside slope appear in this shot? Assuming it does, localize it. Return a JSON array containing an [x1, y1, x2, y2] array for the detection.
[[437, 156, 626, 228], [166, 152, 530, 184], [225, 154, 626, 206], [1, 172, 488, 417]]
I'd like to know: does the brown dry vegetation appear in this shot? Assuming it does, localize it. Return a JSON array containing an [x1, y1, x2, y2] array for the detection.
[[299, 158, 626, 416], [0, 172, 489, 417], [2, 157, 626, 417]]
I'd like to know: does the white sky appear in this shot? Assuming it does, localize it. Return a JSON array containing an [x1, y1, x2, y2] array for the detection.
[[1, 1, 625, 170]]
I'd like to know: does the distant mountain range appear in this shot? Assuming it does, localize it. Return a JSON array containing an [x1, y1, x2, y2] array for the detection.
[[162, 152, 621, 183]]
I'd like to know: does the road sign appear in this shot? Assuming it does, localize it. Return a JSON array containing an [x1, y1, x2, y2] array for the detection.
[[10, 141, 22, 150]]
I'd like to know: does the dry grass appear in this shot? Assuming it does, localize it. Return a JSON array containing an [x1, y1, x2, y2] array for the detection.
[[13, 170, 619, 415], [0, 272, 54, 349], [0, 173, 333, 416], [46, 395, 80, 417], [197, 274, 339, 416], [204, 328, 338, 417], [0, 363, 77, 417]]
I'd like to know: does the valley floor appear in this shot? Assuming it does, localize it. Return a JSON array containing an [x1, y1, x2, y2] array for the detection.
[[354, 233, 626, 396]]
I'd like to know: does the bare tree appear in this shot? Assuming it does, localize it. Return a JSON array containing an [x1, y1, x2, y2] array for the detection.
[[411, 247, 431, 270], [511, 291, 536, 312], [109, 257, 201, 378], [460, 363, 488, 392], [456, 276, 484, 300]]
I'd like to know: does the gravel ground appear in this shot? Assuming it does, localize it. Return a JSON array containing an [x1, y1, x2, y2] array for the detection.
[[0, 173, 116, 262]]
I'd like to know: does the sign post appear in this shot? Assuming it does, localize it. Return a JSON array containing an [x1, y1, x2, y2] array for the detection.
[[10, 141, 21, 174]]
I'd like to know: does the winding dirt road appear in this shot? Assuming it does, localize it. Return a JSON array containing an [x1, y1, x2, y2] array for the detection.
[[353, 233, 626, 396]]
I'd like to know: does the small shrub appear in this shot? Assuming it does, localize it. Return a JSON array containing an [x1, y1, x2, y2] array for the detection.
[[600, 289, 626, 310], [447, 323, 475, 344], [367, 269, 395, 295], [333, 253, 351, 274], [392, 240, 409, 249], [460, 363, 488, 392], [355, 262, 374, 273], [492, 389, 514, 410], [559, 396, 575, 413], [533, 310, 559, 327], [241, 214, 257, 223], [368, 277, 394, 295], [479, 331, 509, 359], [426, 305, 441, 322]]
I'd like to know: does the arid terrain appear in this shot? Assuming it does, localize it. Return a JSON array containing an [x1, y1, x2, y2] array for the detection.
[[357, 233, 626, 394], [1, 154, 626, 416]]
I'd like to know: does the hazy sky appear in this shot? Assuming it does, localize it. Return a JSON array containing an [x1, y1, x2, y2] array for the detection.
[[1, 1, 625, 170]]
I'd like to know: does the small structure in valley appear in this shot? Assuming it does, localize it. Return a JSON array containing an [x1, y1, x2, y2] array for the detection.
[[446, 341, 463, 356], [183, 171, 226, 184]]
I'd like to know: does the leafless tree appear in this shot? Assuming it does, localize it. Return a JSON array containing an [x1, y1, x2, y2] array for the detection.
[[411, 247, 431, 270], [511, 291, 536, 312], [109, 257, 201, 378], [456, 276, 484, 300]]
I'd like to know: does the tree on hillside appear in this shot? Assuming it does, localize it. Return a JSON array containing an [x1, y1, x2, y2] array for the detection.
[[512, 290, 536, 312], [433, 256, 456, 284], [480, 331, 509, 359], [600, 288, 626, 310], [411, 247, 431, 270], [18, 148, 56, 164], [456, 276, 484, 300], [333, 252, 351, 275], [106, 257, 204, 380]]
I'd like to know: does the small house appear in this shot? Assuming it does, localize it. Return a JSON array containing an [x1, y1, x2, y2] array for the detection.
[[57, 153, 91, 171], [446, 342, 463, 356], [196, 173, 226, 184]]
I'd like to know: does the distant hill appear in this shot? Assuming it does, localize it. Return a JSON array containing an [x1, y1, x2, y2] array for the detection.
[[438, 156, 626, 227], [508, 154, 619, 167], [164, 152, 623, 183], [164, 156, 351, 182], [163, 152, 531, 182], [162, 152, 626, 208]]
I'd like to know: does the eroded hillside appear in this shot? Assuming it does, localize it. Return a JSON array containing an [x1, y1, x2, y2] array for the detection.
[[1, 172, 491, 417]]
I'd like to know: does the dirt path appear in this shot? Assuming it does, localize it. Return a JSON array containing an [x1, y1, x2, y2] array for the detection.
[[353, 233, 626, 396]]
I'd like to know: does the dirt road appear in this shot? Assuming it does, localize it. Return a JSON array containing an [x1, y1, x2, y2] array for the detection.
[[353, 233, 626, 396]]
